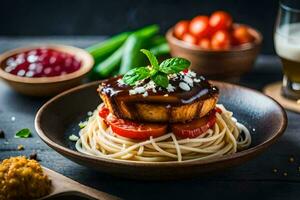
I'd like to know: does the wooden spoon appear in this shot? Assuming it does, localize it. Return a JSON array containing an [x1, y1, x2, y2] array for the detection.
[[39, 167, 121, 200]]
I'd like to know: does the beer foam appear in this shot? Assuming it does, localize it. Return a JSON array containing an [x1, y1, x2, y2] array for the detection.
[[275, 23, 300, 62]]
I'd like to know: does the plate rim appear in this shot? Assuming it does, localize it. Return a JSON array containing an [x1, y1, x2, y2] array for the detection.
[[35, 80, 288, 167]]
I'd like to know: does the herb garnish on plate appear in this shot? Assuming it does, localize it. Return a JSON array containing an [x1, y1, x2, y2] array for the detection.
[[15, 128, 32, 138]]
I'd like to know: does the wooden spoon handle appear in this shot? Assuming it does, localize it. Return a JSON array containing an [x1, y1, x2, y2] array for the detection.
[[42, 167, 120, 200], [64, 181, 120, 200]]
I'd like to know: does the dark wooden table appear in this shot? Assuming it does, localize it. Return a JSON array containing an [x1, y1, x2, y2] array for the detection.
[[1, 37, 300, 200]]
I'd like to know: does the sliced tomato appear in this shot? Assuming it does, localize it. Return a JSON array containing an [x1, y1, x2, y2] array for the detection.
[[99, 107, 110, 118], [171, 111, 217, 139], [98, 107, 167, 140]]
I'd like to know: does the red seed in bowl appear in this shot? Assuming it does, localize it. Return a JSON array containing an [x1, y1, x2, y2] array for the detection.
[[4, 48, 82, 78]]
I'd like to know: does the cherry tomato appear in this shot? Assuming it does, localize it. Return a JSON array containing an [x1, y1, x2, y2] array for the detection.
[[99, 108, 167, 140], [198, 38, 211, 49], [232, 26, 254, 45], [174, 20, 190, 39], [211, 30, 231, 50], [189, 16, 210, 38], [182, 33, 198, 45], [209, 11, 232, 32], [171, 111, 216, 139]]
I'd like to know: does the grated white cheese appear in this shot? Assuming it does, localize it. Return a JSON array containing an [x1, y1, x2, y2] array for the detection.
[[135, 87, 146, 94], [179, 82, 190, 91], [142, 91, 149, 97], [187, 70, 196, 77], [183, 76, 193, 87], [166, 84, 176, 92], [129, 90, 137, 95], [194, 78, 201, 83], [117, 78, 125, 85]]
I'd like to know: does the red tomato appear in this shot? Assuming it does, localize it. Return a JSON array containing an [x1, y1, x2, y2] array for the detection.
[[171, 111, 217, 139], [211, 30, 231, 50], [232, 26, 254, 45], [102, 113, 166, 140], [209, 11, 232, 32], [99, 107, 110, 118], [189, 16, 210, 38], [174, 20, 190, 39], [182, 33, 198, 45], [198, 38, 211, 49]]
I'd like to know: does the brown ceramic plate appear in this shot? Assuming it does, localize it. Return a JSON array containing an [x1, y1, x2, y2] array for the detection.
[[35, 81, 287, 180]]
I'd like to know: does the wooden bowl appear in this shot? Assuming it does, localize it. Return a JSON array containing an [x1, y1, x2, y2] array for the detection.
[[166, 24, 262, 79], [35, 81, 287, 180], [0, 44, 94, 97]]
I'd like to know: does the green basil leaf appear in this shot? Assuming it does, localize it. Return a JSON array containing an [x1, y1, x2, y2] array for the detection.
[[151, 72, 169, 88], [159, 57, 190, 74], [140, 49, 159, 70], [15, 128, 31, 138], [123, 67, 150, 86]]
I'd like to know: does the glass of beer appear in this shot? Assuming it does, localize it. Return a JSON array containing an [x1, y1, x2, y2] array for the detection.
[[274, 0, 300, 99]]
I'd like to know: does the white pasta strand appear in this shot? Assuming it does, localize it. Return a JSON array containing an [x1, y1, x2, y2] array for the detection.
[[75, 104, 251, 162]]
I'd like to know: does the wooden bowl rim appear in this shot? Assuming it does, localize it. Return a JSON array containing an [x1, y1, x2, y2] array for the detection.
[[0, 44, 94, 84], [166, 23, 263, 54], [35, 80, 287, 168]]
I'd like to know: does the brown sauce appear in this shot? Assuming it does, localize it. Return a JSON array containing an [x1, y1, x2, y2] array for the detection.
[[99, 75, 218, 105]]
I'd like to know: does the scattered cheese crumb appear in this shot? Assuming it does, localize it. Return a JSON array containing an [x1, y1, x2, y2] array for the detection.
[[273, 168, 278, 173], [289, 157, 295, 163], [17, 145, 24, 151], [166, 84, 176, 92], [129, 89, 137, 95], [135, 87, 145, 94], [117, 78, 125, 85], [142, 91, 148, 97], [179, 82, 190, 91], [187, 70, 196, 77], [69, 134, 79, 142], [87, 111, 93, 116], [283, 172, 288, 176], [183, 76, 194, 87], [11, 116, 16, 122], [194, 78, 201, 83], [164, 94, 169, 97]]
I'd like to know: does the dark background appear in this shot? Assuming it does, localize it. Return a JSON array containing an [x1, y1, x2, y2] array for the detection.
[[0, 0, 279, 54]]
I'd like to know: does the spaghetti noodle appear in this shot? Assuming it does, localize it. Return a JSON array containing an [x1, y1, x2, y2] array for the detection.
[[75, 104, 251, 162]]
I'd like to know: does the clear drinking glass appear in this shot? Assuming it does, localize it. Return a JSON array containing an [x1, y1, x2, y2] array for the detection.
[[274, 0, 300, 99]]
